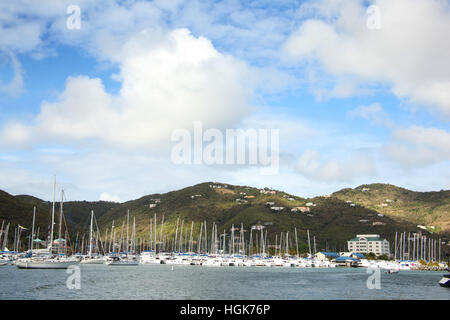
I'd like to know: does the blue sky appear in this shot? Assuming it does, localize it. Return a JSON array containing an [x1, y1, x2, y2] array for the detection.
[[0, 0, 449, 202]]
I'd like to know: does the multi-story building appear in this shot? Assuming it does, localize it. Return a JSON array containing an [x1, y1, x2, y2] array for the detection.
[[347, 234, 390, 256]]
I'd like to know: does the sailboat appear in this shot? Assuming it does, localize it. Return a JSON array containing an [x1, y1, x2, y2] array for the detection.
[[105, 210, 138, 266], [80, 211, 105, 264], [15, 177, 78, 269]]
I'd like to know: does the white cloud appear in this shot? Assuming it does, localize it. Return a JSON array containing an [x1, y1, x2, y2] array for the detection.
[[0, 28, 255, 150], [295, 149, 376, 182], [385, 126, 450, 167], [283, 0, 450, 117], [99, 192, 122, 203]]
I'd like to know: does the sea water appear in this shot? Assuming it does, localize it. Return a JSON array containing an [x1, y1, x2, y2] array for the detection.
[[0, 264, 448, 300]]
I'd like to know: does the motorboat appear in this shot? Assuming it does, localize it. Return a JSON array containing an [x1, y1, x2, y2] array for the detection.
[[438, 274, 450, 287], [386, 268, 399, 274], [105, 255, 139, 266]]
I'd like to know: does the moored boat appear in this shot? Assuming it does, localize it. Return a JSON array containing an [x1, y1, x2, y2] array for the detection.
[[105, 255, 139, 266], [438, 274, 450, 287]]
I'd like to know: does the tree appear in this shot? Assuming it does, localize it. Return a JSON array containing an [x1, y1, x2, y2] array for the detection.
[[365, 252, 376, 260]]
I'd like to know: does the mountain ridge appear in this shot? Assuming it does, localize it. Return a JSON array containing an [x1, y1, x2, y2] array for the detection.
[[1, 182, 448, 252]]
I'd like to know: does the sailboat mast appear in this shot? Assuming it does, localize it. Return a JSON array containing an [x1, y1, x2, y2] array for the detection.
[[189, 221, 193, 253], [58, 189, 64, 253], [307, 229, 312, 257], [179, 220, 184, 253], [159, 215, 164, 252], [30, 206, 36, 252], [88, 210, 94, 257], [126, 210, 130, 256], [154, 214, 157, 252], [174, 217, 179, 252], [149, 218, 152, 252], [231, 224, 234, 255], [109, 221, 114, 253], [133, 216, 136, 254], [0, 220, 4, 251], [222, 229, 225, 256], [49, 175, 56, 255]]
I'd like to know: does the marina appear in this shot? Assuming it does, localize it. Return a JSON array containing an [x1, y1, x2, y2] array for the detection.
[[0, 178, 448, 299]]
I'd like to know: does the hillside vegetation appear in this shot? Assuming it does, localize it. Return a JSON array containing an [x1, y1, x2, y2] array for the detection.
[[1, 182, 447, 253], [332, 184, 450, 234]]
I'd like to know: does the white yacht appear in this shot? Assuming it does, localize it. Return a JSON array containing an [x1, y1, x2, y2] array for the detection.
[[16, 255, 78, 269], [139, 251, 163, 264], [203, 257, 222, 267]]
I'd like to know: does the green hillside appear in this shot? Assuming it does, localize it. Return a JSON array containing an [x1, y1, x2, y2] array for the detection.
[[0, 190, 119, 249], [1, 182, 447, 253], [94, 182, 431, 252], [332, 184, 450, 234]]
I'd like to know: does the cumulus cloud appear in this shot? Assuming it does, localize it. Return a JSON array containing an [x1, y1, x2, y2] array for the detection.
[[385, 126, 450, 167], [283, 0, 450, 116], [0, 28, 254, 150], [295, 149, 376, 182]]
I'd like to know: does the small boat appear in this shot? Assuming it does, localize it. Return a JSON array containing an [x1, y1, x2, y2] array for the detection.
[[105, 256, 139, 266], [386, 269, 399, 274], [438, 274, 450, 287]]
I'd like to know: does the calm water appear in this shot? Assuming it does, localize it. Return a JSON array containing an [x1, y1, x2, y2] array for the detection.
[[0, 264, 448, 300]]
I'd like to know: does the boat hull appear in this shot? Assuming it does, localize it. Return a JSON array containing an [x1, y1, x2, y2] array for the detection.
[[80, 258, 105, 264], [438, 275, 450, 287], [106, 261, 139, 266], [105, 258, 139, 266], [15, 259, 77, 269]]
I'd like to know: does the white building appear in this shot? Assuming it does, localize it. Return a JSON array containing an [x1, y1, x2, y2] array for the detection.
[[347, 234, 390, 256]]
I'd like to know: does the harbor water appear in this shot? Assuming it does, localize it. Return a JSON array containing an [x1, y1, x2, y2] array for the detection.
[[0, 264, 448, 300]]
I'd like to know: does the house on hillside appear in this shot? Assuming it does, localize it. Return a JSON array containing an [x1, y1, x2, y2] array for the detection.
[[291, 206, 310, 213], [251, 225, 265, 231], [270, 206, 284, 212]]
